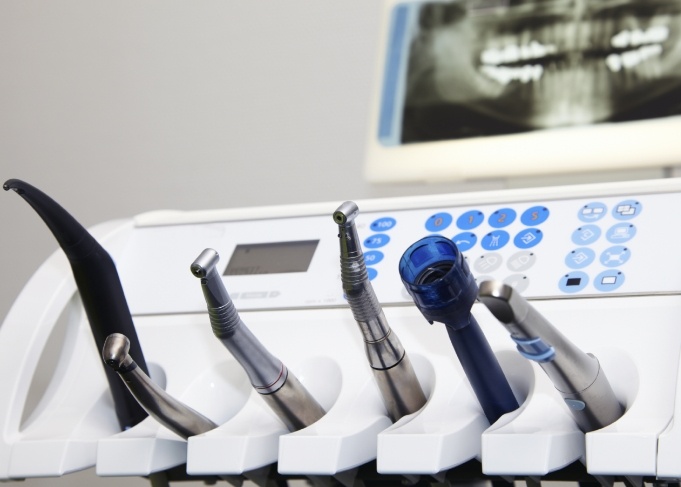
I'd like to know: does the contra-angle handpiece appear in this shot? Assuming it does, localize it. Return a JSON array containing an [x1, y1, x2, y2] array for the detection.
[[399, 236, 519, 424], [478, 280, 624, 432], [191, 248, 326, 431], [4, 178, 148, 430], [102, 333, 217, 439], [333, 202, 426, 421]]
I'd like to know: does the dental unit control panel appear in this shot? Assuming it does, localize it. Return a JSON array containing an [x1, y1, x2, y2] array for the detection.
[[2, 178, 681, 484]]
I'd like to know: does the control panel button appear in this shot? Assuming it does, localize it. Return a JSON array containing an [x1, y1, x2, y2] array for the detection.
[[426, 212, 453, 232], [452, 232, 477, 252], [457, 210, 484, 230], [514, 229, 543, 249], [481, 230, 510, 250], [364, 234, 390, 249], [607, 223, 636, 243], [571, 225, 601, 245], [521, 206, 550, 226], [367, 267, 378, 281], [364, 250, 384, 266], [600, 246, 631, 267], [594, 270, 625, 292], [504, 274, 529, 294], [488, 208, 517, 228], [507, 251, 536, 272], [613, 199, 642, 220], [565, 248, 596, 269], [578, 202, 607, 222], [559, 272, 589, 293], [473, 253, 503, 273], [370, 217, 397, 232]]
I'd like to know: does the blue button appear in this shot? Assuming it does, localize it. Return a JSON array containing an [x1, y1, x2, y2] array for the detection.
[[571, 225, 601, 245], [594, 270, 624, 292], [452, 232, 477, 252], [514, 228, 543, 249], [457, 210, 484, 230], [600, 246, 630, 267], [370, 217, 396, 232], [565, 248, 596, 269], [578, 202, 607, 222], [559, 272, 589, 293], [425, 212, 453, 232], [613, 199, 642, 220], [607, 223, 636, 243], [364, 234, 390, 249], [363, 250, 384, 266], [366, 267, 378, 280], [488, 208, 516, 228], [521, 206, 549, 226], [481, 230, 510, 250]]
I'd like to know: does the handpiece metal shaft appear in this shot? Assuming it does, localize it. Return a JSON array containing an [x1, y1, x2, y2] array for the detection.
[[4, 178, 148, 430], [478, 280, 623, 432], [399, 236, 519, 425], [191, 248, 325, 431], [333, 201, 426, 422], [102, 334, 217, 439]]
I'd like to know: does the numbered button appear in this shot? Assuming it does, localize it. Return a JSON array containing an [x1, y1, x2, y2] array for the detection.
[[521, 206, 550, 226], [426, 212, 453, 232], [488, 208, 516, 228], [364, 234, 390, 249], [457, 210, 485, 230], [364, 250, 384, 266], [371, 217, 396, 232]]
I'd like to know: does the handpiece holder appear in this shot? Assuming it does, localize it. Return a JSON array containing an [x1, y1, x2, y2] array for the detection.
[[333, 201, 426, 421], [191, 248, 326, 432], [3, 178, 148, 431], [398, 236, 518, 424], [478, 280, 624, 432], [102, 333, 217, 439]]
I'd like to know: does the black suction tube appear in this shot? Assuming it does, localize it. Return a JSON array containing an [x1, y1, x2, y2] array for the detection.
[[4, 178, 149, 430]]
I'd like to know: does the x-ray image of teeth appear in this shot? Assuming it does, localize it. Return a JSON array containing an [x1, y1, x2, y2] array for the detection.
[[397, 0, 681, 143]]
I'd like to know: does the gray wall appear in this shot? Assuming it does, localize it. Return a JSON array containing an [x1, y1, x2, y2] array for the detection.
[[0, 2, 671, 486]]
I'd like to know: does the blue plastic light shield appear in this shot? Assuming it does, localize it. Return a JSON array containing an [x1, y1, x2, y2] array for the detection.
[[398, 236, 477, 329]]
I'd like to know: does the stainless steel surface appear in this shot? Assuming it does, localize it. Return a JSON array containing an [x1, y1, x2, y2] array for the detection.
[[334, 201, 426, 421], [478, 280, 624, 432], [192, 248, 325, 430], [102, 334, 217, 439]]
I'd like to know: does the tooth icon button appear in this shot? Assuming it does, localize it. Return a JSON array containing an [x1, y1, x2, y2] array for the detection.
[[507, 251, 536, 272]]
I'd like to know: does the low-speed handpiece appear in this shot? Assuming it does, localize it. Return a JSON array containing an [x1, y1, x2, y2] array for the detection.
[[191, 248, 326, 431], [102, 333, 217, 439], [478, 280, 624, 432], [333, 201, 426, 421], [399, 236, 519, 424], [3, 178, 148, 430]]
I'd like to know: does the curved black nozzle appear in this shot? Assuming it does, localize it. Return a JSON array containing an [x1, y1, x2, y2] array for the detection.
[[399, 236, 519, 424], [4, 178, 149, 430]]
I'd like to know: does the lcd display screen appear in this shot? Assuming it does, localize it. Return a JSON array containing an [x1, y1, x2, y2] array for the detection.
[[224, 240, 319, 276]]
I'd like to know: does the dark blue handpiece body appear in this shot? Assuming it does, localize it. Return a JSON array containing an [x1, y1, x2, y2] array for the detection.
[[399, 236, 518, 424]]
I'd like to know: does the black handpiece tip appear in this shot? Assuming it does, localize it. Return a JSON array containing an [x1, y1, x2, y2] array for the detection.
[[3, 179, 23, 193]]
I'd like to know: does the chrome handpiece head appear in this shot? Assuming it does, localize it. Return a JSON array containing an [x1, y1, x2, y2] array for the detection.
[[333, 202, 426, 421], [399, 236, 518, 424], [102, 334, 217, 439], [4, 178, 149, 430], [191, 249, 325, 431], [478, 280, 624, 432]]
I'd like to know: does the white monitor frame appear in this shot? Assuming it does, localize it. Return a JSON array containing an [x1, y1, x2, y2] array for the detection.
[[365, 0, 681, 183]]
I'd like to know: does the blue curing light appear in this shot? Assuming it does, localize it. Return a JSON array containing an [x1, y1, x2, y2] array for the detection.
[[399, 236, 519, 424]]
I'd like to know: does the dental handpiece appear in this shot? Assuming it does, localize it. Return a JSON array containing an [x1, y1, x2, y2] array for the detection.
[[4, 178, 148, 430], [333, 202, 426, 422], [191, 248, 326, 432], [102, 333, 217, 438], [399, 236, 519, 425], [478, 280, 624, 432]]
